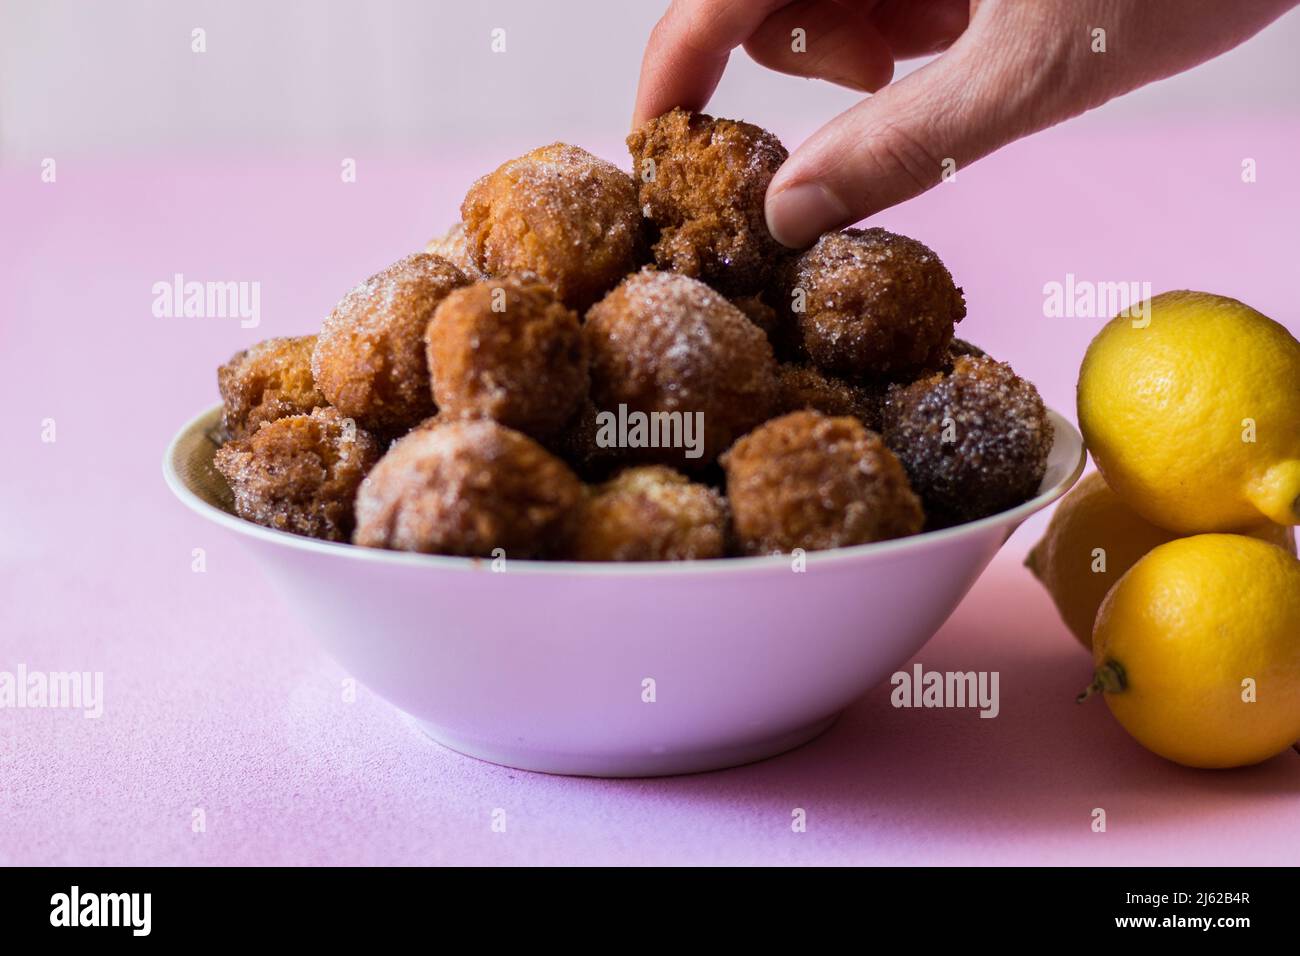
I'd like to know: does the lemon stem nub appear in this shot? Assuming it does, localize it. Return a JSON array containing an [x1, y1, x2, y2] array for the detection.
[[1076, 660, 1128, 703]]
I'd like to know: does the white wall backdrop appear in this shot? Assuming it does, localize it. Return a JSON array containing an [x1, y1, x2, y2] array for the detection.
[[3, 0, 1298, 159]]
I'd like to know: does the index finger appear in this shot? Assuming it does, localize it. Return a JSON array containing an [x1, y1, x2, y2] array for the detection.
[[632, 0, 790, 128]]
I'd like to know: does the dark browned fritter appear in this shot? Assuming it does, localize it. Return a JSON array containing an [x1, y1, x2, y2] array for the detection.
[[427, 273, 587, 441], [583, 269, 777, 468], [628, 108, 788, 295], [567, 465, 728, 561], [882, 355, 1051, 526], [313, 252, 469, 434], [553, 398, 621, 479], [721, 410, 923, 554], [773, 362, 884, 431], [353, 418, 583, 558], [775, 228, 966, 378], [217, 335, 325, 440], [213, 407, 381, 542], [729, 292, 782, 339], [461, 143, 644, 311]]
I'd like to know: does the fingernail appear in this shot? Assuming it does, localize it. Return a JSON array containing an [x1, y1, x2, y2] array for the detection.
[[766, 182, 852, 249]]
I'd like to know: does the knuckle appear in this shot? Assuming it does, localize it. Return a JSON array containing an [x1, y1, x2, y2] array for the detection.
[[868, 120, 945, 194]]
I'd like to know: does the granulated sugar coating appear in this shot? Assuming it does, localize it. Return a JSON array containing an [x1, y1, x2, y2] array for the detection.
[[424, 222, 488, 280], [775, 227, 966, 378], [774, 362, 884, 431], [213, 407, 381, 542], [628, 108, 788, 296], [584, 269, 777, 467], [567, 465, 728, 561], [882, 355, 1052, 527], [722, 410, 924, 554], [217, 335, 325, 440], [353, 419, 583, 558], [461, 143, 644, 311], [427, 273, 587, 441], [312, 252, 469, 435]]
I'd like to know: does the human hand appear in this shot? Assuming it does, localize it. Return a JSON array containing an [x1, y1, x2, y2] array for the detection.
[[633, 0, 1299, 247]]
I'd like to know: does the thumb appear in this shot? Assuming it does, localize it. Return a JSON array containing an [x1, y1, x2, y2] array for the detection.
[[765, 32, 1065, 248]]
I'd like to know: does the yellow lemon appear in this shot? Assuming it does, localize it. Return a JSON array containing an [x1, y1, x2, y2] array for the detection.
[[1027, 471, 1295, 648], [1083, 534, 1300, 769], [1077, 290, 1300, 533]]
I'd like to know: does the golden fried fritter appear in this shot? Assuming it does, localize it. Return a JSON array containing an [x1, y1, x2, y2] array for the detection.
[[426, 273, 587, 441], [353, 419, 583, 558], [312, 252, 469, 434], [628, 108, 787, 295], [722, 410, 923, 554], [775, 228, 966, 378], [217, 335, 324, 440], [461, 143, 644, 311], [567, 466, 728, 561], [882, 355, 1051, 526], [583, 269, 777, 468], [213, 407, 381, 542], [773, 362, 883, 431]]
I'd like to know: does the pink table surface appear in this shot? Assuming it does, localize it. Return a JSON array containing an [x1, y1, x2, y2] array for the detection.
[[2, 120, 1298, 866]]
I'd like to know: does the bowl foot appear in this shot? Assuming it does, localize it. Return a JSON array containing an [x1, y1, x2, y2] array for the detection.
[[415, 714, 840, 778]]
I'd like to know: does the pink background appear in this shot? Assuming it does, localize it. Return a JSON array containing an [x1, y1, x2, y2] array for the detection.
[[3, 116, 1299, 865]]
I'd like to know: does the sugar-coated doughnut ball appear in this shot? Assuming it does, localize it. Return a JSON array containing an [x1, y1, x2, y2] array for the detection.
[[461, 143, 644, 311], [567, 466, 728, 561], [583, 269, 777, 468], [313, 252, 469, 434], [773, 362, 883, 431], [213, 407, 381, 542], [627, 108, 787, 295], [353, 419, 583, 558], [217, 335, 325, 440], [426, 273, 586, 441], [776, 228, 966, 378], [882, 355, 1052, 526], [722, 410, 923, 554]]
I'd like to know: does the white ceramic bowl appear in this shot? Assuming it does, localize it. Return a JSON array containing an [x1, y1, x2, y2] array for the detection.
[[165, 405, 1084, 776]]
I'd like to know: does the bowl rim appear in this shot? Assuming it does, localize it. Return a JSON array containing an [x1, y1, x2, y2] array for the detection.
[[163, 403, 1086, 578]]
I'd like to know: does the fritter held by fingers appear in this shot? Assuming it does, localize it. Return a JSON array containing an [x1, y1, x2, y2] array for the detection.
[[628, 108, 788, 296]]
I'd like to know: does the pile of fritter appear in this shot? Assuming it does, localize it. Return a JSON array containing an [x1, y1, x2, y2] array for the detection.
[[212, 108, 1052, 560]]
